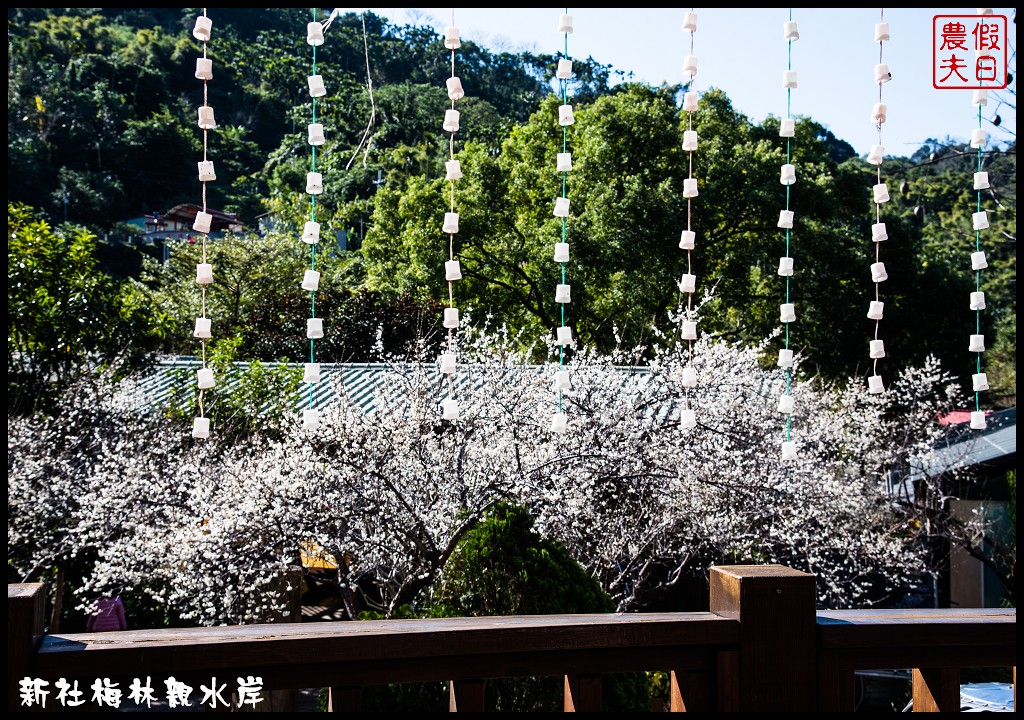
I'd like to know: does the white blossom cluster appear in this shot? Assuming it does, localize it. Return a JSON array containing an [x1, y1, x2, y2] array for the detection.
[[8, 322, 971, 626]]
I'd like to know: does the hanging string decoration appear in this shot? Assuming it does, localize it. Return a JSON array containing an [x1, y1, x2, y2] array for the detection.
[[439, 11, 464, 422], [967, 8, 993, 431], [677, 9, 700, 432], [300, 10, 329, 433], [191, 9, 215, 440], [344, 10, 376, 171], [549, 9, 575, 434], [864, 10, 891, 398], [777, 11, 799, 461]]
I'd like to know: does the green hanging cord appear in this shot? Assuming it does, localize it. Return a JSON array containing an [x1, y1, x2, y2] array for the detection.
[[557, 8, 570, 413], [784, 8, 794, 442], [307, 7, 318, 409], [974, 103, 983, 411]]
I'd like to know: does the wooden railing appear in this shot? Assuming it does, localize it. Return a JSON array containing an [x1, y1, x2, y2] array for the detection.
[[8, 565, 1015, 712]]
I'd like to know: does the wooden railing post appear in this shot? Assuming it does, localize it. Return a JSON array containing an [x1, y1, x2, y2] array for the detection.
[[912, 668, 960, 712], [8, 583, 46, 712], [669, 669, 707, 711], [710, 564, 816, 712], [449, 679, 485, 712], [669, 649, 740, 712], [563, 674, 602, 712], [817, 649, 857, 711]]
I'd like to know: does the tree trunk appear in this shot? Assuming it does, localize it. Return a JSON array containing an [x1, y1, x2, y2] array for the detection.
[[49, 561, 65, 633]]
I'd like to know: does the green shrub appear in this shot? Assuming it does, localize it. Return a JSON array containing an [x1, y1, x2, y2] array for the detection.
[[361, 502, 649, 712]]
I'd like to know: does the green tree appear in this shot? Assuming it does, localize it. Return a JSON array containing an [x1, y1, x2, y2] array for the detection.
[[431, 502, 649, 712], [891, 138, 1016, 406], [160, 348, 304, 444], [144, 231, 442, 363], [362, 83, 988, 390], [7, 203, 168, 413], [7, 12, 190, 225]]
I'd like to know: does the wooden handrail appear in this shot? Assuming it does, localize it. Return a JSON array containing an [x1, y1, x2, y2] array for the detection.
[[34, 611, 739, 684], [8, 566, 1016, 712], [13, 594, 741, 712], [817, 607, 1016, 711]]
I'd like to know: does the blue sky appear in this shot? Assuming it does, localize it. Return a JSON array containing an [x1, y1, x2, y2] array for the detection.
[[357, 7, 1016, 158]]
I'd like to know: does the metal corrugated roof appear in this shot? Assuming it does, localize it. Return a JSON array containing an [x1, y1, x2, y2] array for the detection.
[[119, 358, 656, 417], [907, 408, 1016, 481]]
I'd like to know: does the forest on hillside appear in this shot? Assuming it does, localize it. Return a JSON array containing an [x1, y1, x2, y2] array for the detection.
[[7, 8, 1016, 407]]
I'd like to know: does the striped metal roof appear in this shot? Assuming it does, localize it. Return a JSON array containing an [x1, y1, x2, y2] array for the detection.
[[907, 407, 1016, 482], [119, 357, 656, 417]]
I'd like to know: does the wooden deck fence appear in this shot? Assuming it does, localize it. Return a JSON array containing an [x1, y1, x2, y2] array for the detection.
[[8, 565, 1015, 712]]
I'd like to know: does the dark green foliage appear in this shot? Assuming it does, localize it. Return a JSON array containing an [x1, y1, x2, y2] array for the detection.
[[434, 501, 615, 617], [436, 502, 650, 712], [139, 231, 444, 364], [363, 80, 1014, 401], [5, 9, 591, 230], [358, 503, 649, 712]]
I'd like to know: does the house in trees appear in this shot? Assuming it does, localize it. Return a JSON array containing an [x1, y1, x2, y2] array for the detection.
[[121, 204, 243, 244], [908, 407, 1016, 609], [143, 204, 243, 242]]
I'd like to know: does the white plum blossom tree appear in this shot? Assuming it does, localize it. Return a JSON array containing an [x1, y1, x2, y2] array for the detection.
[[8, 318, 974, 626]]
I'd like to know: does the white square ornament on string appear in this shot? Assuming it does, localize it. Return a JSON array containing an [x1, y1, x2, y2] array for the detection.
[[550, 412, 568, 433]]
